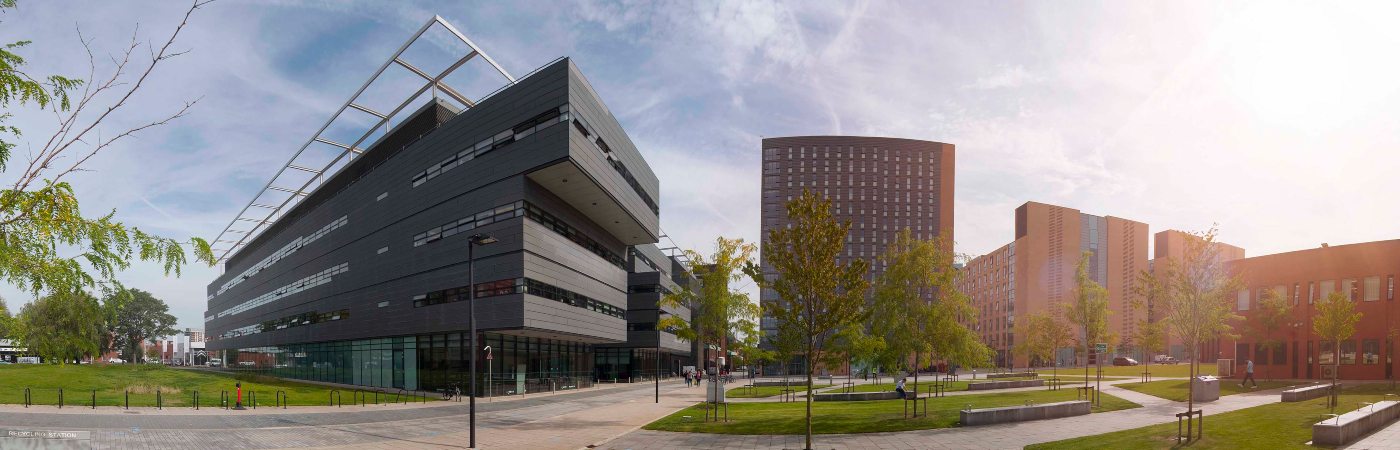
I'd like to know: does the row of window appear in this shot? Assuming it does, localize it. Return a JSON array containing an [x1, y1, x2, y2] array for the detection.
[[569, 114, 660, 215], [410, 105, 571, 188], [409, 200, 626, 270], [413, 201, 523, 247], [1319, 339, 1383, 365], [218, 308, 349, 340], [1237, 275, 1395, 310], [413, 277, 625, 319], [216, 263, 349, 318], [627, 284, 671, 294], [215, 216, 348, 299]]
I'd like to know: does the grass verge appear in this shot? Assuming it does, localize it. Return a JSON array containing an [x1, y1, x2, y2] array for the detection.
[[1027, 383, 1400, 449], [1116, 379, 1303, 402], [644, 388, 1140, 435], [726, 384, 830, 399], [0, 364, 417, 407]]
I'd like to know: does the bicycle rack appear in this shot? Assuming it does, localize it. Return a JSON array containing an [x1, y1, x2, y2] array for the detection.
[[156, 389, 162, 410], [192, 391, 200, 410], [353, 390, 367, 407], [23, 387, 30, 408], [275, 390, 287, 409], [394, 389, 406, 404], [249, 390, 258, 409], [330, 390, 342, 407], [57, 388, 63, 409], [221, 390, 230, 409]]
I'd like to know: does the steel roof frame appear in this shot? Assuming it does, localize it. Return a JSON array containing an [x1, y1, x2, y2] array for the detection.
[[211, 16, 516, 266]]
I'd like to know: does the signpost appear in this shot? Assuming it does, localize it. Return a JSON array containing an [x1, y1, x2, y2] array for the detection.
[[1094, 343, 1107, 406], [485, 346, 493, 402]]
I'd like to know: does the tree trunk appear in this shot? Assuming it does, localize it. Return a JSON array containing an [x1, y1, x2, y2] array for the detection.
[[805, 338, 814, 450]]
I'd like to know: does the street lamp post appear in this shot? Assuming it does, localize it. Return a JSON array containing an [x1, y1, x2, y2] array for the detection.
[[656, 311, 670, 403], [467, 234, 497, 449]]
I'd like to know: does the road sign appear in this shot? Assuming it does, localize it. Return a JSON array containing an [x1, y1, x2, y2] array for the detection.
[[1095, 343, 1108, 354]]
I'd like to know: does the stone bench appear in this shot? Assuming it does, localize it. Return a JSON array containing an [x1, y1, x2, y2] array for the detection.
[[960, 400, 1091, 426], [751, 381, 801, 387], [967, 379, 1045, 390], [1313, 400, 1400, 446], [1281, 383, 1332, 402], [814, 391, 899, 401], [987, 372, 1037, 379]]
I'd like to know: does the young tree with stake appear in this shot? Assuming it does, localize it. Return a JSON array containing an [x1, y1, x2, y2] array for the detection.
[[746, 190, 869, 450], [1313, 291, 1361, 409]]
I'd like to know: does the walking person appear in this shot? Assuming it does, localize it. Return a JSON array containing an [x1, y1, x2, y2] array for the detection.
[[895, 377, 907, 399], [1240, 359, 1258, 388], [685, 370, 692, 387]]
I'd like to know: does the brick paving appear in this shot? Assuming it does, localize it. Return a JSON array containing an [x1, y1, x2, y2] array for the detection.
[[0, 379, 702, 449]]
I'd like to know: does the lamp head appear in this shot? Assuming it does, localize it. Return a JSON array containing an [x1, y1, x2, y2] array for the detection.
[[470, 234, 498, 245]]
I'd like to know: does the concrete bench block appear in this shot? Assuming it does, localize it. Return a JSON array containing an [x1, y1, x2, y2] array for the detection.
[[1281, 384, 1332, 402], [987, 372, 1037, 379], [967, 379, 1045, 390], [960, 400, 1091, 426], [1313, 400, 1400, 446], [814, 391, 900, 401]]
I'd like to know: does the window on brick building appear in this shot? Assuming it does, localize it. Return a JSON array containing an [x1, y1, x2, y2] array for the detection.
[[1236, 290, 1250, 311], [1364, 276, 1380, 302]]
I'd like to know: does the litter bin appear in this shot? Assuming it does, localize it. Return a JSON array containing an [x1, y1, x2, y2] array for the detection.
[[1191, 376, 1220, 402], [705, 376, 727, 403]]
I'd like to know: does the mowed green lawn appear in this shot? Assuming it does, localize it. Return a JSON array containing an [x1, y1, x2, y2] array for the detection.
[[1116, 379, 1303, 402], [1096, 363, 1217, 378], [645, 388, 1140, 435], [0, 364, 407, 407], [1028, 384, 1400, 449], [726, 384, 830, 399]]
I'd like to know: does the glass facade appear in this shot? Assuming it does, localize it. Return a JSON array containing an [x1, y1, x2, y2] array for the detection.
[[595, 347, 688, 381], [223, 332, 595, 395]]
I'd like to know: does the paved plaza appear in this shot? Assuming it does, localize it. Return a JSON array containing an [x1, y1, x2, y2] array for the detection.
[[6, 375, 1400, 449]]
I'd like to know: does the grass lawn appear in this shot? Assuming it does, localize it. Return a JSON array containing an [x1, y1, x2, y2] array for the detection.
[[847, 380, 976, 393], [644, 388, 1140, 435], [0, 364, 414, 407], [1096, 364, 1217, 378], [1116, 379, 1304, 402], [726, 384, 830, 399], [1028, 383, 1400, 449]]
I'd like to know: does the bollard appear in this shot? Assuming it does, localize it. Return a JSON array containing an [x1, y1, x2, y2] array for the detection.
[[193, 391, 200, 410], [91, 390, 96, 410], [233, 382, 244, 410], [58, 388, 63, 409], [24, 387, 30, 408], [125, 390, 129, 410], [157, 389, 162, 410], [221, 390, 229, 409]]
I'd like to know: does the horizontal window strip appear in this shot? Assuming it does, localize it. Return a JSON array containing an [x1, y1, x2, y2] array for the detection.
[[569, 114, 659, 215], [413, 277, 625, 319], [216, 262, 349, 318], [411, 200, 626, 270], [217, 308, 349, 340], [411, 104, 570, 188], [216, 215, 348, 298]]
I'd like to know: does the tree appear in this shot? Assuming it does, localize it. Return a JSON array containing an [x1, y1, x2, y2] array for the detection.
[[1016, 310, 1071, 380], [1313, 291, 1361, 409], [1250, 287, 1293, 380], [873, 229, 990, 397], [0, 296, 11, 338], [0, 0, 214, 303], [13, 292, 101, 362], [105, 289, 178, 364], [1062, 251, 1110, 390], [747, 189, 869, 450], [657, 237, 758, 374], [1130, 269, 1168, 381], [1160, 227, 1243, 422]]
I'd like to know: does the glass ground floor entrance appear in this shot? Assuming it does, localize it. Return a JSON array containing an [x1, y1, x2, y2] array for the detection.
[[221, 331, 594, 395]]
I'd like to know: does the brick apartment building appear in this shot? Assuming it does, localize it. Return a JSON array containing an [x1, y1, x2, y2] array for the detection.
[[957, 201, 1147, 368], [758, 136, 954, 375]]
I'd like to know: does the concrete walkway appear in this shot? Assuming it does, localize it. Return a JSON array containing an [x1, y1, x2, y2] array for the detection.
[[600, 383, 1294, 449], [0, 380, 702, 449], [1345, 419, 1400, 450]]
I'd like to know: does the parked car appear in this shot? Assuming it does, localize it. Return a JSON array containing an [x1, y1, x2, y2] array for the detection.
[[1153, 355, 1178, 364], [107, 357, 125, 364], [1112, 356, 1140, 366], [208, 358, 223, 367]]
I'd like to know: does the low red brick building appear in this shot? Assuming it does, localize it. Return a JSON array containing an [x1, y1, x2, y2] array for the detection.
[[1223, 239, 1399, 380]]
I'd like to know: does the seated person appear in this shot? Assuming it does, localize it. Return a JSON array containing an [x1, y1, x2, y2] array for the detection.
[[895, 377, 907, 399]]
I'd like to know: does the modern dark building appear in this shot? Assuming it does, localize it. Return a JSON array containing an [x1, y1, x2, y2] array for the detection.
[[205, 21, 687, 394], [595, 244, 697, 380], [757, 136, 955, 374]]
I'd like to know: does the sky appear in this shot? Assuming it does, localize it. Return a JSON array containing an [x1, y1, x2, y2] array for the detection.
[[3, 0, 1400, 329]]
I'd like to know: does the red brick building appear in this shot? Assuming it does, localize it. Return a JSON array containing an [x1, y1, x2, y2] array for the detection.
[[1223, 239, 1400, 380]]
